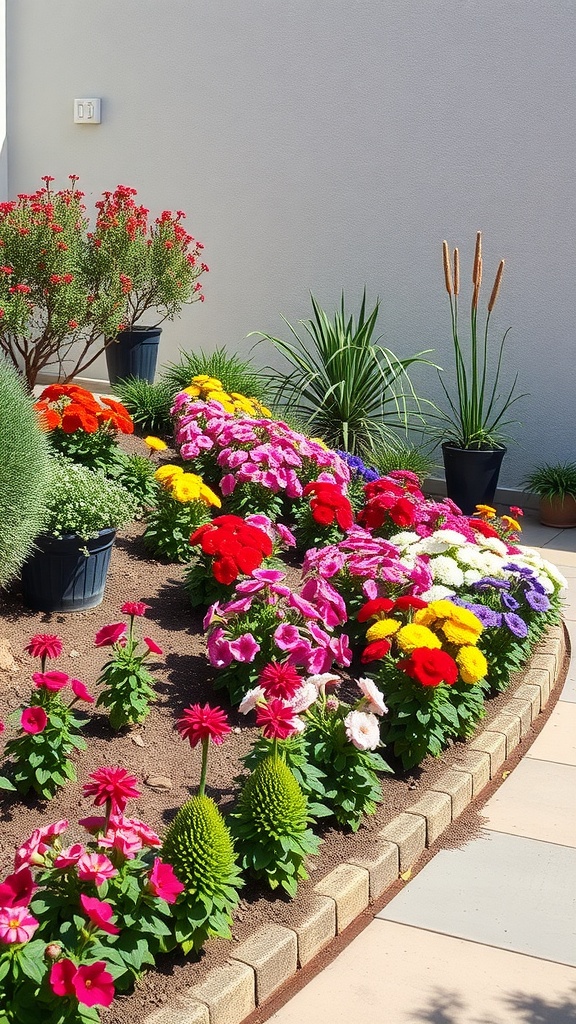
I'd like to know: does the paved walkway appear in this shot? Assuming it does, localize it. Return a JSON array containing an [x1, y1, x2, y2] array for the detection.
[[269, 514, 576, 1024]]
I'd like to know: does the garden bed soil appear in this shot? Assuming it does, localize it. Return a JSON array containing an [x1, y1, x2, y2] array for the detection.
[[0, 462, 565, 1024]]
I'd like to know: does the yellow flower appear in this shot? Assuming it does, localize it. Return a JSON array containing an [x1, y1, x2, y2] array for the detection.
[[192, 374, 222, 390], [396, 624, 442, 653], [475, 504, 496, 518], [144, 435, 168, 451], [171, 473, 203, 503], [155, 464, 184, 487], [456, 646, 488, 684], [183, 384, 202, 397], [199, 482, 222, 508], [366, 618, 401, 642], [413, 600, 455, 627], [502, 515, 522, 533], [441, 615, 483, 646], [309, 437, 329, 449]]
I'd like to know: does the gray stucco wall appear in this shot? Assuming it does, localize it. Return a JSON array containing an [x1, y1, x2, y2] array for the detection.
[[5, 0, 576, 488]]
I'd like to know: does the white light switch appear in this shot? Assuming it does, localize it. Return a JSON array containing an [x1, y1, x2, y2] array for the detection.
[[74, 98, 101, 124]]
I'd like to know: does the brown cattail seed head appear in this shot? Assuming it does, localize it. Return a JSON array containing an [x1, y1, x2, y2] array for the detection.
[[453, 248, 460, 296], [442, 241, 453, 295], [472, 231, 482, 286], [488, 259, 505, 312]]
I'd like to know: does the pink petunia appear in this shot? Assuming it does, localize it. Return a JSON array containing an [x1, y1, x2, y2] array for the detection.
[[76, 853, 118, 886], [94, 622, 127, 647], [228, 633, 261, 663], [143, 637, 163, 655], [0, 905, 39, 944], [79, 894, 120, 935], [0, 868, 37, 908], [32, 670, 69, 692], [147, 858, 185, 904], [20, 706, 48, 734], [53, 843, 86, 869], [72, 961, 115, 1008], [71, 678, 94, 703]]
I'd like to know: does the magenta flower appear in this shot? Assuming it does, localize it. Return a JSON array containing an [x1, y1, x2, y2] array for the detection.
[[0, 905, 39, 943], [177, 704, 231, 748], [147, 858, 185, 904], [50, 959, 115, 1008], [49, 957, 77, 997], [98, 824, 142, 859], [207, 627, 234, 669], [14, 821, 68, 869], [0, 868, 37, 908], [143, 637, 163, 655], [54, 843, 86, 869], [71, 678, 94, 703], [83, 767, 141, 815], [24, 634, 63, 660], [120, 601, 150, 617], [20, 706, 48, 735], [94, 622, 127, 647], [76, 853, 117, 886], [123, 817, 161, 848], [79, 894, 120, 935], [32, 670, 69, 692], [228, 633, 261, 663], [274, 623, 303, 652], [258, 661, 303, 700], [255, 698, 300, 740]]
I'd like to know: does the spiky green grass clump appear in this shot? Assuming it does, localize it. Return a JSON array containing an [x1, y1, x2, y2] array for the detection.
[[162, 795, 243, 954], [0, 362, 51, 588], [230, 755, 320, 897], [161, 346, 268, 401], [112, 377, 174, 435]]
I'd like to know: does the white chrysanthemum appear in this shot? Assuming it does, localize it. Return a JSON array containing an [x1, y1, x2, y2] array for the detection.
[[420, 584, 456, 601], [415, 535, 453, 555], [357, 677, 388, 716], [515, 549, 568, 591], [344, 709, 381, 751], [289, 682, 318, 713], [456, 544, 493, 569], [388, 531, 420, 550], [463, 568, 483, 585], [432, 528, 469, 547], [478, 536, 508, 557], [431, 555, 464, 588], [238, 686, 266, 715]]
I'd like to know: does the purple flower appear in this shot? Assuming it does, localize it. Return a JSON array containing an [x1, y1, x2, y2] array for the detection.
[[473, 577, 511, 591], [501, 592, 520, 612], [274, 623, 304, 651], [503, 613, 529, 638], [525, 590, 550, 612]]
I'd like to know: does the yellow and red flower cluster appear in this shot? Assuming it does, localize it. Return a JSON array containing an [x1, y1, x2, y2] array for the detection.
[[34, 384, 133, 436]]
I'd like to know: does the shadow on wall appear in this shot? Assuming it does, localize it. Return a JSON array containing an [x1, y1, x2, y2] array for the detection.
[[409, 987, 576, 1024]]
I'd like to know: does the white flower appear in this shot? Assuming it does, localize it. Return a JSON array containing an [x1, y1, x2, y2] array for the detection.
[[431, 555, 464, 588], [238, 686, 266, 715], [306, 673, 340, 692], [416, 535, 453, 555], [478, 536, 508, 557], [289, 682, 318, 713], [344, 710, 381, 751], [388, 531, 420, 550], [420, 584, 456, 601], [357, 677, 388, 716], [432, 528, 469, 546], [455, 545, 492, 569], [463, 568, 483, 585]]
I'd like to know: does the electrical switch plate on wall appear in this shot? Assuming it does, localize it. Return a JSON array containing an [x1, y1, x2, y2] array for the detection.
[[73, 99, 101, 124]]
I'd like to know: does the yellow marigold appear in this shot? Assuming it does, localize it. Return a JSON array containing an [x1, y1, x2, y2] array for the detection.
[[456, 645, 488, 684], [309, 437, 329, 449], [183, 385, 202, 397], [413, 600, 455, 627], [502, 515, 522, 533], [252, 400, 271, 417], [171, 473, 203, 503], [155, 464, 184, 486], [475, 503, 496, 518], [396, 624, 442, 654], [366, 618, 401, 642], [192, 375, 222, 390], [144, 435, 168, 451], [441, 618, 482, 646], [199, 482, 222, 508]]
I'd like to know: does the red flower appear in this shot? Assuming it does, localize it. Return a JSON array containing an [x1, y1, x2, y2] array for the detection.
[[120, 601, 150, 617], [398, 647, 459, 687], [147, 858, 184, 904], [468, 518, 500, 539], [0, 868, 37, 907], [72, 961, 115, 1008], [143, 637, 163, 655], [50, 958, 77, 997], [24, 634, 63, 660], [303, 482, 354, 530], [71, 678, 94, 703], [360, 639, 391, 663], [94, 622, 127, 647], [393, 595, 428, 612], [83, 767, 141, 814], [194, 516, 274, 584], [356, 598, 395, 623], [79, 895, 120, 936], [258, 661, 303, 700], [255, 698, 300, 740], [177, 704, 231, 747], [32, 670, 69, 692], [21, 706, 48, 735]]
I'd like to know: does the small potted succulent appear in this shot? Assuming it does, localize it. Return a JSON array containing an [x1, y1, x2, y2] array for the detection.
[[20, 458, 138, 612], [523, 461, 576, 528]]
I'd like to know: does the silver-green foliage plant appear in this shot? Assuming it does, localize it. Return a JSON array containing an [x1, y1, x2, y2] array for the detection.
[[253, 290, 432, 457], [0, 360, 51, 587], [43, 457, 138, 539]]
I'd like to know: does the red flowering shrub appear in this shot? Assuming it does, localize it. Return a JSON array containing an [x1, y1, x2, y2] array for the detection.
[[358, 475, 424, 533], [190, 515, 273, 585]]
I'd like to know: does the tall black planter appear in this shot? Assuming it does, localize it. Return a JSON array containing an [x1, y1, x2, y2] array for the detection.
[[105, 326, 162, 385], [21, 528, 116, 612], [441, 443, 506, 515]]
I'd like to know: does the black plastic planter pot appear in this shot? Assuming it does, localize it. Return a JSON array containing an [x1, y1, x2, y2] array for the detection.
[[105, 326, 162, 385], [21, 528, 117, 612], [441, 443, 506, 515]]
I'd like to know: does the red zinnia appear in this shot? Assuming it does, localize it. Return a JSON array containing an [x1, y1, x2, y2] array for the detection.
[[255, 698, 300, 740], [360, 639, 391, 663], [398, 647, 459, 688], [21, 706, 48, 735], [79, 895, 120, 936], [25, 634, 63, 661], [120, 601, 150, 617], [258, 661, 303, 700], [83, 767, 141, 814], [177, 704, 231, 747]]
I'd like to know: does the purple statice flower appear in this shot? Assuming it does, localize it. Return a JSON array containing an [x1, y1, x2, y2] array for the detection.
[[450, 597, 503, 628], [501, 592, 520, 612], [503, 612, 529, 638], [472, 577, 511, 591], [525, 589, 551, 612]]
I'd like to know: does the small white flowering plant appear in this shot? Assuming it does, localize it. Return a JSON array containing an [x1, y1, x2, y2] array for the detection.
[[41, 458, 138, 542]]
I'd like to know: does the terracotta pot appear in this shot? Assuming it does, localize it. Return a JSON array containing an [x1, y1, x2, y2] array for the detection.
[[539, 494, 576, 528]]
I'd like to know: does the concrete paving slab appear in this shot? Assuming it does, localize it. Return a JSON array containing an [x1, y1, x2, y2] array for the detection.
[[479, 758, 576, 846], [267, 920, 576, 1024], [541, 547, 576, 568], [526, 700, 576, 765], [377, 830, 576, 965], [562, 620, 576, 703]]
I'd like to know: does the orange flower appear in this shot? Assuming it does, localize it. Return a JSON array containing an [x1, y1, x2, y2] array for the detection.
[[97, 408, 134, 434], [34, 401, 61, 431], [60, 403, 99, 434]]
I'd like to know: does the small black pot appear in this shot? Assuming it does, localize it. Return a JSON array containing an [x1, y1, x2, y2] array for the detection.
[[441, 442, 506, 515], [21, 528, 117, 612], [105, 326, 162, 385]]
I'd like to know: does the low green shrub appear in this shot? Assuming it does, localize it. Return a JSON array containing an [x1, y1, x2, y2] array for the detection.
[[161, 345, 268, 401]]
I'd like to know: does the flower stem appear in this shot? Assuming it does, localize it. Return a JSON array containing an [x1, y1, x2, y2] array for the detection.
[[199, 737, 209, 797]]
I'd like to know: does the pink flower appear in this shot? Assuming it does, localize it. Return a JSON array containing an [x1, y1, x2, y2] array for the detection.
[[147, 858, 184, 903], [76, 853, 117, 886], [289, 682, 318, 713], [343, 710, 381, 751], [49, 958, 77, 997], [24, 634, 63, 660], [54, 843, 86, 868], [274, 623, 304, 652], [79, 894, 120, 935], [255, 698, 300, 740], [122, 817, 161, 848], [143, 637, 163, 655], [0, 868, 37, 907], [83, 767, 141, 814], [258, 661, 303, 700], [98, 824, 142, 859], [14, 820, 68, 868], [72, 961, 115, 1008], [71, 678, 94, 703], [228, 633, 261, 663], [20, 706, 48, 734], [357, 677, 388, 716], [32, 670, 69, 691], [94, 622, 127, 647], [177, 704, 231, 747], [120, 601, 150, 617], [0, 905, 39, 944], [207, 627, 234, 669]]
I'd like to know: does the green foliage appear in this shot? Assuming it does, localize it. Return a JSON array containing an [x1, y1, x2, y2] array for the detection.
[[241, 735, 332, 819], [371, 440, 436, 481], [161, 345, 268, 401], [221, 481, 284, 520], [162, 795, 243, 954], [48, 422, 124, 474], [4, 697, 87, 799], [42, 457, 138, 540], [96, 645, 157, 730], [0, 361, 51, 588], [113, 377, 174, 434], [253, 290, 432, 457], [113, 453, 159, 512], [143, 485, 211, 562], [522, 461, 576, 500], [230, 755, 320, 897]]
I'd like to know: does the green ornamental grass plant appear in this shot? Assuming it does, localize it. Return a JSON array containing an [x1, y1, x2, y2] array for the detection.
[[161, 346, 268, 402], [523, 461, 576, 500], [112, 377, 174, 435]]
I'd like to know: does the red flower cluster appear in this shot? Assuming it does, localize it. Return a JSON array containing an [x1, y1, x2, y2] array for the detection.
[[83, 767, 141, 815], [177, 703, 231, 747], [358, 475, 424, 531], [302, 481, 354, 530], [258, 661, 303, 700], [34, 384, 133, 435], [357, 595, 427, 623], [190, 515, 273, 585], [398, 648, 459, 688]]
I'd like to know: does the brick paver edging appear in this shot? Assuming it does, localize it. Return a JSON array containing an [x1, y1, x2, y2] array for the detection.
[[143, 624, 567, 1024]]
